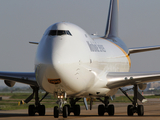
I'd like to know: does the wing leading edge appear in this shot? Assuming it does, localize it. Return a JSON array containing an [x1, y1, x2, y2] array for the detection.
[[106, 71, 160, 89], [0, 71, 38, 87]]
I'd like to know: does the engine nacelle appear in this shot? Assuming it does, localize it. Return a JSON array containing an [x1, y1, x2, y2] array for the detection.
[[4, 80, 15, 87], [138, 83, 147, 90]]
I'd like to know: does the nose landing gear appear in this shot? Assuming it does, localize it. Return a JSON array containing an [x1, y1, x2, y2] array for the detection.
[[54, 98, 68, 118], [53, 92, 81, 118], [53, 92, 68, 118]]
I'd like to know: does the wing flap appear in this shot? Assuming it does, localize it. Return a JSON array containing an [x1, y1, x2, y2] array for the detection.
[[0, 71, 38, 87], [106, 71, 160, 89]]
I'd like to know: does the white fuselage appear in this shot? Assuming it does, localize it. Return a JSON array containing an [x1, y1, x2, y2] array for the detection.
[[35, 22, 130, 97]]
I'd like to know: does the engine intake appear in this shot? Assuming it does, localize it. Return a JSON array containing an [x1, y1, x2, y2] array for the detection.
[[138, 83, 147, 90], [4, 80, 15, 87]]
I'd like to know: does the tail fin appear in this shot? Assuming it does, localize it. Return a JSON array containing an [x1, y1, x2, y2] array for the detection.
[[104, 0, 119, 38]]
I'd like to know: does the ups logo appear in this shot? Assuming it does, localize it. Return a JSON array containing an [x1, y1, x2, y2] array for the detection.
[[48, 79, 61, 84]]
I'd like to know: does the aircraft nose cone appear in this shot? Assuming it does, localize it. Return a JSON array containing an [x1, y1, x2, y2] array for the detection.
[[45, 38, 65, 80], [36, 38, 63, 79]]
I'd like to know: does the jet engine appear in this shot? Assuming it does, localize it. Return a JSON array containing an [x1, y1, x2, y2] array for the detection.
[[138, 83, 147, 90], [4, 80, 15, 87]]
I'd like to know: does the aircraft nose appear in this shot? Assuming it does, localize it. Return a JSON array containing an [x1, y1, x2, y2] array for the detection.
[[45, 37, 64, 80], [36, 37, 64, 80]]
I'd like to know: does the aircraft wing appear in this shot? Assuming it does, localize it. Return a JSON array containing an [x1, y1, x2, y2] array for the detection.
[[0, 71, 38, 87], [128, 45, 160, 55], [106, 71, 160, 89]]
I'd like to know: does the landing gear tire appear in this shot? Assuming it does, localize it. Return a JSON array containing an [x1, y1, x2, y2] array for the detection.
[[38, 105, 45, 116], [127, 105, 133, 116], [28, 105, 35, 116], [74, 104, 80, 116], [98, 104, 105, 116], [108, 104, 114, 116], [54, 106, 59, 118], [138, 105, 144, 116], [65, 104, 70, 116], [63, 106, 68, 118]]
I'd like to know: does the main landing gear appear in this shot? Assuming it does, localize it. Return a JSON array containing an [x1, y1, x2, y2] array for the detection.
[[18, 86, 49, 116], [28, 87, 48, 116], [53, 94, 81, 118], [120, 84, 144, 116], [97, 97, 114, 116]]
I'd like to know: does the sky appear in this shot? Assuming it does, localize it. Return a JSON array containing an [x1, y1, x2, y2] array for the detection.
[[0, 0, 160, 87]]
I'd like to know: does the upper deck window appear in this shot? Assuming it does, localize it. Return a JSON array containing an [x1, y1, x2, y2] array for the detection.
[[48, 30, 72, 36]]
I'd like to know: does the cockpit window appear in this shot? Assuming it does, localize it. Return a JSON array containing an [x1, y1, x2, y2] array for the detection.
[[48, 30, 72, 36], [48, 30, 57, 35]]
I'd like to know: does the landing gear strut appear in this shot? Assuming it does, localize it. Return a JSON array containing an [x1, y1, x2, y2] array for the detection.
[[120, 85, 144, 116], [97, 96, 114, 116]]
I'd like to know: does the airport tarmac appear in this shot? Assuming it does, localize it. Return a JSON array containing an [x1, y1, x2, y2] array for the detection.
[[1, 99, 160, 120]]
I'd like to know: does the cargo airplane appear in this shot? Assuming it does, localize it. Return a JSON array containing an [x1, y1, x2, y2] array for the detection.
[[1, 0, 160, 118]]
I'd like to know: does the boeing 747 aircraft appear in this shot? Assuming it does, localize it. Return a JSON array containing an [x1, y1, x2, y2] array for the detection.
[[1, 0, 160, 118]]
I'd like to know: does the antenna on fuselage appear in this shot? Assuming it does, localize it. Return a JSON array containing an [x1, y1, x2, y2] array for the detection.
[[104, 0, 119, 38]]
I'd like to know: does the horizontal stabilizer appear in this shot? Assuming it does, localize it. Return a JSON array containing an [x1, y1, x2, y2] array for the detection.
[[29, 41, 39, 45], [129, 45, 160, 55]]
